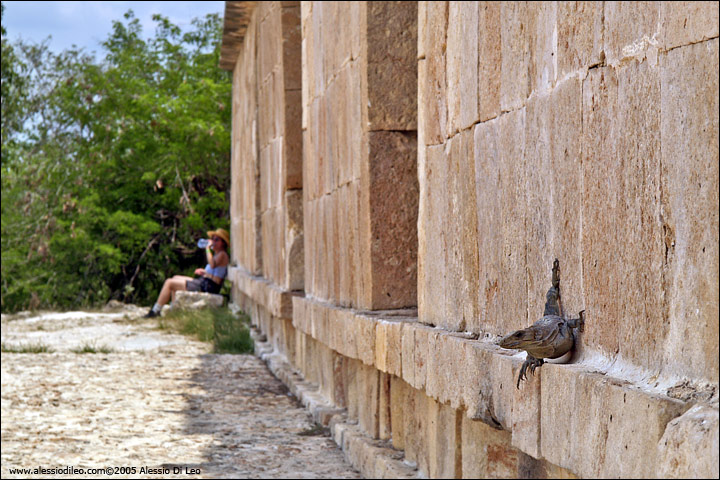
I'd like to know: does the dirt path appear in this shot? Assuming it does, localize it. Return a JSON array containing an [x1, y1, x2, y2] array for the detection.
[[1, 307, 361, 479]]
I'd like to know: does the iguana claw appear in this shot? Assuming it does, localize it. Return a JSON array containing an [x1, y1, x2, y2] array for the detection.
[[516, 356, 544, 389]]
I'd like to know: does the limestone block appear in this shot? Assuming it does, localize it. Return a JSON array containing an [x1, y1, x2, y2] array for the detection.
[[462, 341, 516, 429], [444, 131, 479, 333], [421, 1, 448, 145], [417, 0, 427, 60], [316, 297, 333, 348], [335, 184, 351, 306], [424, 329, 443, 403], [310, 3, 325, 96], [462, 415, 518, 478], [375, 319, 404, 376], [541, 364, 689, 478], [172, 291, 224, 310], [500, 2, 531, 111], [291, 295, 308, 335], [389, 375, 408, 451], [401, 320, 416, 388], [355, 312, 377, 367], [402, 386, 431, 475], [557, 1, 603, 78], [281, 4, 302, 91], [657, 404, 720, 478], [580, 66, 621, 358], [258, 3, 281, 85], [417, 144, 448, 328], [338, 306, 359, 360], [378, 372, 392, 441], [411, 324, 432, 391], [518, 453, 579, 479], [581, 60, 665, 368], [525, 77, 584, 327], [346, 358, 381, 439], [660, 39, 719, 382], [365, 1, 417, 131], [367, 131, 419, 310], [660, 2, 719, 51], [473, 109, 526, 335], [603, 1, 660, 66], [529, 1, 557, 93], [426, 331, 466, 409], [447, 1, 479, 135], [478, 1, 501, 121], [284, 89, 303, 190], [510, 355, 542, 458], [616, 60, 664, 369], [427, 399, 461, 478], [284, 189, 304, 291]]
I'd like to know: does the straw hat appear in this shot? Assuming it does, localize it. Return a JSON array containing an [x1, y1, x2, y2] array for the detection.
[[207, 228, 230, 246]]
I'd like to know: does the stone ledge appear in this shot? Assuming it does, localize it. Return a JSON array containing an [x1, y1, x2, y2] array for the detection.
[[171, 291, 224, 310], [291, 295, 715, 478], [249, 325, 417, 479], [229, 266, 302, 319]]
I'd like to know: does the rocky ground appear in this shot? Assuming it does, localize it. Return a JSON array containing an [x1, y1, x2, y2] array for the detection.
[[1, 306, 361, 479]]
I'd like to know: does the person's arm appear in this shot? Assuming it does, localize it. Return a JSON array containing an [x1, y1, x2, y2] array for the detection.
[[205, 247, 215, 268]]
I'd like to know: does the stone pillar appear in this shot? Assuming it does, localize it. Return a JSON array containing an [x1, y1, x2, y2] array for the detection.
[[302, 1, 418, 310]]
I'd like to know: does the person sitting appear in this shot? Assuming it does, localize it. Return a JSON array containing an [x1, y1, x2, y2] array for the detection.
[[144, 228, 230, 318]]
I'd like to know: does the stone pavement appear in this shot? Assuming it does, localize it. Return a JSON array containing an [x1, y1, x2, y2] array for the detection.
[[0, 307, 362, 479]]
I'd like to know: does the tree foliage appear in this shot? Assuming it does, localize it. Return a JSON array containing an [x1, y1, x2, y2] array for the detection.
[[1, 5, 232, 312]]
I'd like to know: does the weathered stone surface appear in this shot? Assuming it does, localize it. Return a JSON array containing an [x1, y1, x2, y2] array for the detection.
[[173, 291, 224, 310], [427, 399, 461, 478], [402, 386, 430, 476], [281, 4, 302, 91], [477, 1, 501, 121], [557, 1, 603, 77], [500, 2, 531, 111], [231, 11, 262, 275], [462, 341, 516, 428], [378, 372, 392, 440], [525, 77, 584, 326], [510, 357, 542, 458], [367, 131, 419, 310], [389, 375, 407, 451], [660, 1, 719, 51], [374, 320, 404, 377], [580, 59, 667, 369], [447, 1, 478, 134], [421, 1, 448, 145], [529, 1, 557, 93], [603, 1, 661, 66], [365, 1, 417, 131], [462, 416, 519, 478], [657, 403, 720, 478], [580, 66, 621, 358], [473, 108, 527, 335], [541, 364, 689, 478], [284, 89, 303, 190], [660, 39, 719, 382], [417, 144, 448, 328]]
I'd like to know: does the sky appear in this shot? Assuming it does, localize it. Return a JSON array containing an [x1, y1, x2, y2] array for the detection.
[[2, 1, 226, 55]]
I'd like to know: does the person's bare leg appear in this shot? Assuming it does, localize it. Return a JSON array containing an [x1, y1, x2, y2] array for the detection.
[[157, 278, 187, 306]]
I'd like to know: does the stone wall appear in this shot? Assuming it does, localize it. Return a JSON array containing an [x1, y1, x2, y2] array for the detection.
[[221, 1, 719, 478], [302, 1, 418, 310]]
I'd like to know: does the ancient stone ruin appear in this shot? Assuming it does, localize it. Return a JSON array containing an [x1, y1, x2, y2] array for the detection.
[[219, 2, 719, 478]]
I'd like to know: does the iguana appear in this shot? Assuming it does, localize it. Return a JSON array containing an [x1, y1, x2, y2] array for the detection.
[[498, 259, 585, 388]]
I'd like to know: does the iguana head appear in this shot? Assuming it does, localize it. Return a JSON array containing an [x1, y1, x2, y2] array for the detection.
[[498, 329, 534, 350]]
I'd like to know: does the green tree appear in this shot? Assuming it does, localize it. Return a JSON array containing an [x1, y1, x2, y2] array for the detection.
[[1, 8, 231, 312]]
